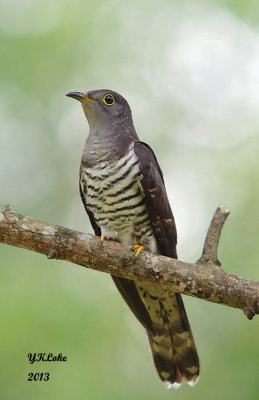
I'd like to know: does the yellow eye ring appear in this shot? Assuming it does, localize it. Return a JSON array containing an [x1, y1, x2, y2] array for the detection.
[[103, 94, 115, 106]]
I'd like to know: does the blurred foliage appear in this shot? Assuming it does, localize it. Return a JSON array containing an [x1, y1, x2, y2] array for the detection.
[[0, 0, 259, 399]]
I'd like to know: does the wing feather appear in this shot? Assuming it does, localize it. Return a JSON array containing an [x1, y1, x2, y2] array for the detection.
[[134, 141, 177, 258]]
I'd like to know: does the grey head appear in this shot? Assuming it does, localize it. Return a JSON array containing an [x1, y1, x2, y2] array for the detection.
[[66, 89, 139, 164]]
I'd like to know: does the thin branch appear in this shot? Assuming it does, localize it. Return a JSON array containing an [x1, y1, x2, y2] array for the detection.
[[199, 206, 230, 264], [0, 205, 258, 319]]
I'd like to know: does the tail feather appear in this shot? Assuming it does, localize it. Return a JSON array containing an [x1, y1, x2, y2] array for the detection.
[[112, 276, 199, 388], [137, 284, 199, 387], [146, 330, 182, 388], [171, 294, 199, 384]]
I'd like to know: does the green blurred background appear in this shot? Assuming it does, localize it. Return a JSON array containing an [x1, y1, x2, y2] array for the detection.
[[0, 0, 258, 399]]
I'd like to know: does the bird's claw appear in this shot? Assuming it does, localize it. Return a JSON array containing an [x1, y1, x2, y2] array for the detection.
[[133, 244, 145, 257]]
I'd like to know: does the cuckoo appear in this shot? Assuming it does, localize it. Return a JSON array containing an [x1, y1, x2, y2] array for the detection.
[[66, 89, 200, 388]]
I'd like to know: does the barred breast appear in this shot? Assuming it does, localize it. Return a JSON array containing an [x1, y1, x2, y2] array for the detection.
[[80, 147, 157, 250]]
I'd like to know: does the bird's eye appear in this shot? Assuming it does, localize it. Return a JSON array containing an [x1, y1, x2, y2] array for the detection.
[[103, 94, 115, 106]]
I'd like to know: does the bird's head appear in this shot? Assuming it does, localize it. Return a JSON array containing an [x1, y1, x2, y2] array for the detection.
[[66, 89, 134, 133]]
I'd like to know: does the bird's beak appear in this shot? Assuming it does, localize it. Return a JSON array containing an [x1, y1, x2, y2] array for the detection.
[[66, 91, 97, 104]]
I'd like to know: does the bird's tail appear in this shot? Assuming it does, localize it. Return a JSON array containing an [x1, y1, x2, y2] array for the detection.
[[145, 291, 199, 388], [112, 276, 199, 388]]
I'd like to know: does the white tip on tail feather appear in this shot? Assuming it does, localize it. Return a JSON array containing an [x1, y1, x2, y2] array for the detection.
[[187, 376, 200, 387], [164, 381, 181, 389], [164, 376, 199, 389]]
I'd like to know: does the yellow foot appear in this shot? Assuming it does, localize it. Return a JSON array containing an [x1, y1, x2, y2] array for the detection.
[[133, 244, 145, 257], [101, 235, 106, 241]]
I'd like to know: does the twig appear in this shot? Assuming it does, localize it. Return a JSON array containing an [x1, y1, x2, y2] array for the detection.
[[0, 206, 258, 319], [199, 206, 230, 264]]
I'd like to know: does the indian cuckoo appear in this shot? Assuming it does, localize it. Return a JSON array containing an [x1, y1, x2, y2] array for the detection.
[[66, 89, 200, 388]]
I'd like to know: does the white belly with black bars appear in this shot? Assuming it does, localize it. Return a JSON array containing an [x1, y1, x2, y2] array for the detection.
[[80, 146, 157, 251]]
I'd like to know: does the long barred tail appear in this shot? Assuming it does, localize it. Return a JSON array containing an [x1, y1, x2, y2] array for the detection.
[[137, 285, 200, 388], [112, 276, 199, 388]]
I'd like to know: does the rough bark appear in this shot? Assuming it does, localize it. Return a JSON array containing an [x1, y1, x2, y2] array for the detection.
[[0, 205, 258, 319]]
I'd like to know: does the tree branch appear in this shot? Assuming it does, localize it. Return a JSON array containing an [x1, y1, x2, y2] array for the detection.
[[0, 205, 258, 319], [198, 206, 230, 264]]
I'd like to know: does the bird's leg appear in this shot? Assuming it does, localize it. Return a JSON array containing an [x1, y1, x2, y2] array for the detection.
[[133, 244, 145, 257], [100, 228, 118, 243], [99, 235, 108, 247]]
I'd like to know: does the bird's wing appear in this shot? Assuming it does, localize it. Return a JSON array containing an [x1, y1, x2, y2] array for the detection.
[[134, 140, 177, 258]]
